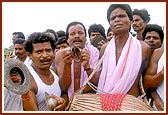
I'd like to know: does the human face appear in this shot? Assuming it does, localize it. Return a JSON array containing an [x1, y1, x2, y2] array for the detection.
[[28, 42, 54, 69], [14, 44, 27, 60], [109, 8, 131, 34], [68, 24, 86, 49], [132, 15, 147, 32], [144, 31, 162, 51], [89, 32, 101, 43], [107, 31, 114, 41], [12, 34, 19, 41], [55, 43, 69, 52]]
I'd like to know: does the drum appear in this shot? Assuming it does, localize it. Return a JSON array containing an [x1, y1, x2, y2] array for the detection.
[[67, 93, 154, 111], [4, 59, 31, 94]]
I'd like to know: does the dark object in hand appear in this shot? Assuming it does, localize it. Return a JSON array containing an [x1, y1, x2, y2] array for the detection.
[[71, 46, 81, 59], [91, 35, 107, 48], [45, 92, 58, 111]]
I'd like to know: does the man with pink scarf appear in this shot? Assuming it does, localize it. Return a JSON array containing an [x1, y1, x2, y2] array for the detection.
[[55, 21, 100, 104], [97, 4, 151, 97]]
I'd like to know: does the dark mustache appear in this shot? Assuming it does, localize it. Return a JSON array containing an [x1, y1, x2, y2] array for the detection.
[[16, 53, 21, 56], [73, 38, 82, 43]]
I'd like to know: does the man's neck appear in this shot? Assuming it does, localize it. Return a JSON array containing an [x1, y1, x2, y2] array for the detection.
[[137, 30, 144, 41], [32, 64, 51, 77], [18, 56, 27, 62], [114, 32, 129, 47]]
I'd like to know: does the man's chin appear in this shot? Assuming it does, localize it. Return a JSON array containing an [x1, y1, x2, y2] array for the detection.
[[73, 43, 84, 49], [40, 62, 52, 68], [40, 65, 51, 70]]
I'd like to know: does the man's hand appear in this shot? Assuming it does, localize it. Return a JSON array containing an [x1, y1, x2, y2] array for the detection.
[[62, 48, 73, 65], [97, 40, 106, 50], [80, 48, 90, 70], [49, 95, 66, 111]]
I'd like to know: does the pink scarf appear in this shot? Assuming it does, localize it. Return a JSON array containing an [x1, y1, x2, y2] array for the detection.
[[97, 33, 142, 94]]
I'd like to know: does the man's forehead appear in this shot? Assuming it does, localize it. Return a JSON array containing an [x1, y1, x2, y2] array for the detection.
[[14, 44, 24, 47], [68, 24, 84, 31], [32, 42, 51, 48], [13, 34, 19, 38], [91, 32, 101, 34]]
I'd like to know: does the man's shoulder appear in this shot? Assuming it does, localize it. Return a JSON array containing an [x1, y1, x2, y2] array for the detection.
[[85, 44, 99, 52], [139, 40, 151, 52], [152, 47, 164, 61]]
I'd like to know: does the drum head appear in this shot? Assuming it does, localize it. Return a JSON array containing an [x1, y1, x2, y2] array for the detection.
[[4, 59, 31, 94]]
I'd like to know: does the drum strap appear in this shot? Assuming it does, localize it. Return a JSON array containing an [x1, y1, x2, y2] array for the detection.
[[79, 52, 106, 93], [139, 75, 152, 107]]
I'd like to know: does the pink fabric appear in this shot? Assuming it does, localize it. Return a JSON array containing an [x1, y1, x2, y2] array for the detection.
[[68, 44, 100, 99], [100, 94, 126, 111], [97, 33, 142, 94]]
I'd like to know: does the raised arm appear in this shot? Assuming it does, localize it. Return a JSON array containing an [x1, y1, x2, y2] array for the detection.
[[56, 49, 72, 92]]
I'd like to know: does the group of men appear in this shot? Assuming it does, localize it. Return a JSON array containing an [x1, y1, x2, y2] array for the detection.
[[4, 3, 164, 111]]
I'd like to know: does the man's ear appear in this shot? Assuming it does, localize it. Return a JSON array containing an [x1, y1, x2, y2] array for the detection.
[[144, 21, 148, 26], [27, 52, 32, 60], [67, 38, 70, 44]]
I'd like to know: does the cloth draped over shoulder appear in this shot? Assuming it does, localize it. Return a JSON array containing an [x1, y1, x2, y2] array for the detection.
[[68, 44, 100, 99], [97, 33, 142, 94], [153, 51, 164, 110]]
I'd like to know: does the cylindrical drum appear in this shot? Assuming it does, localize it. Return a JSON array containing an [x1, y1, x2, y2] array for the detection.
[[68, 94, 154, 111]]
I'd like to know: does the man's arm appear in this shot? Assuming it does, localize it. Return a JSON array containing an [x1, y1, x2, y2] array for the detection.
[[56, 49, 72, 92], [22, 90, 38, 110], [22, 77, 38, 111], [79, 46, 103, 93], [143, 49, 164, 89]]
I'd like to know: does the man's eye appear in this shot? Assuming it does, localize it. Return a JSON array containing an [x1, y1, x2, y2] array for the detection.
[[78, 31, 84, 35], [111, 14, 126, 20], [69, 33, 75, 36], [47, 49, 52, 52], [118, 14, 126, 18], [37, 51, 41, 54], [153, 37, 159, 40], [111, 16, 116, 20], [145, 37, 151, 40]]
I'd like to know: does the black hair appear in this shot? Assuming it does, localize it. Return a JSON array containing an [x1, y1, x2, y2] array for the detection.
[[12, 32, 25, 39], [133, 9, 150, 23], [46, 29, 58, 41], [88, 23, 106, 38], [56, 36, 69, 46], [107, 4, 133, 23], [56, 30, 66, 38], [24, 32, 56, 53], [142, 24, 164, 43], [66, 21, 87, 38]]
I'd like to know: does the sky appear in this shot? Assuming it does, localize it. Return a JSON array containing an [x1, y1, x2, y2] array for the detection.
[[2, 2, 166, 48]]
